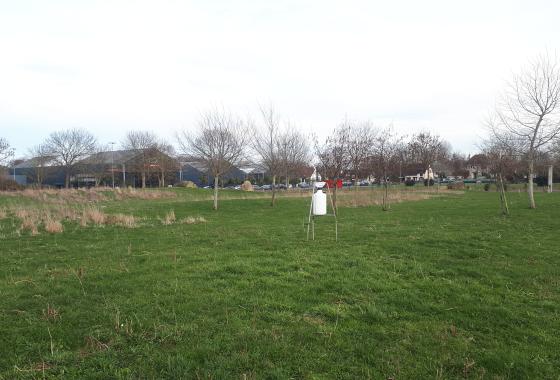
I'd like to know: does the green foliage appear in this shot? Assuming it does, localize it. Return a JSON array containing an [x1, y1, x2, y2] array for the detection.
[[0, 189, 559, 378]]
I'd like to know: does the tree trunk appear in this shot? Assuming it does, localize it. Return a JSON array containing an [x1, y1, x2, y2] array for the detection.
[[382, 170, 389, 211], [159, 169, 165, 187], [528, 159, 536, 209], [213, 175, 219, 210], [141, 170, 146, 189], [332, 181, 338, 212], [65, 170, 70, 189], [354, 177, 359, 207], [271, 175, 277, 207], [498, 173, 509, 216]]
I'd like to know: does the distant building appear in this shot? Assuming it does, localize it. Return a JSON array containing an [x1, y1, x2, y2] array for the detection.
[[14, 148, 179, 188], [177, 161, 247, 187]]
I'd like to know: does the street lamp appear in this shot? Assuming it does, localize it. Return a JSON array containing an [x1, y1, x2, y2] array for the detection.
[[109, 142, 116, 188]]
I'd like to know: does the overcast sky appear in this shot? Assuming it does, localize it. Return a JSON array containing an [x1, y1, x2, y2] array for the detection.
[[1, 0, 559, 157]]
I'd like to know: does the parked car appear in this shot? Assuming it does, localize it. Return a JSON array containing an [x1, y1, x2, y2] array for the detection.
[[252, 184, 261, 190], [297, 182, 310, 188], [261, 184, 272, 190]]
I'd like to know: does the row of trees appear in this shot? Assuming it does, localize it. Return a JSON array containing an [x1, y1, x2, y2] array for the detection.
[[2, 54, 559, 211], [314, 121, 451, 211], [176, 105, 312, 209]]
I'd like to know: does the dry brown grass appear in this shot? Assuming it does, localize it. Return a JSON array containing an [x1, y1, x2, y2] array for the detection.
[[44, 218, 64, 234], [180, 216, 207, 224], [42, 304, 60, 321], [114, 187, 176, 201], [81, 207, 107, 226], [0, 208, 7, 219], [2, 187, 176, 205], [161, 210, 176, 225], [20, 214, 40, 236], [7, 202, 136, 234], [108, 214, 136, 228], [336, 188, 437, 208]]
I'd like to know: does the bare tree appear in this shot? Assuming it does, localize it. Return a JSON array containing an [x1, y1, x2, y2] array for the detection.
[[279, 127, 312, 187], [481, 134, 520, 216], [371, 127, 402, 211], [121, 131, 159, 188], [154, 141, 178, 188], [490, 54, 560, 209], [252, 104, 283, 207], [0, 138, 14, 165], [315, 122, 351, 211], [347, 121, 376, 188], [177, 108, 248, 210], [28, 143, 55, 187], [408, 131, 447, 169], [44, 129, 97, 188], [408, 131, 449, 186]]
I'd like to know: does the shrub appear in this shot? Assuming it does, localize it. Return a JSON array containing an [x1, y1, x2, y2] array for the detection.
[[484, 183, 491, 191], [177, 181, 197, 188], [0, 177, 24, 191], [404, 179, 416, 187], [423, 179, 435, 186], [241, 180, 254, 191], [534, 176, 547, 187], [447, 182, 465, 190]]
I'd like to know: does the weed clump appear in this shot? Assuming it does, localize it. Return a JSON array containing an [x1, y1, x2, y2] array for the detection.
[[45, 218, 64, 234], [180, 216, 207, 224], [161, 210, 176, 225], [81, 207, 106, 226], [108, 214, 136, 228]]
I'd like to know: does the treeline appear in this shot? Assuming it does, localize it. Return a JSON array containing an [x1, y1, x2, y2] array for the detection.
[[2, 54, 560, 211]]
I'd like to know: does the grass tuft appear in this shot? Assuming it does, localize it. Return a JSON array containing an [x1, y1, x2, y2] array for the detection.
[[161, 210, 176, 225], [108, 214, 136, 228], [44, 218, 64, 234], [180, 216, 207, 224]]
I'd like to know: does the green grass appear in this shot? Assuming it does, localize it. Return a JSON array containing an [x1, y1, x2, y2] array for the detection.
[[1, 189, 559, 379]]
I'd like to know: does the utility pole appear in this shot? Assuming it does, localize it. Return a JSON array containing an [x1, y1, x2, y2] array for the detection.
[[109, 142, 116, 188]]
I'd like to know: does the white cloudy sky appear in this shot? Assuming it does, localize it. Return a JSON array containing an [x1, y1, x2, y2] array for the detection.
[[1, 0, 559, 156]]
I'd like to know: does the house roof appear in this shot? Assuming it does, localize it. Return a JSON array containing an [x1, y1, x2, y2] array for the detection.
[[181, 161, 208, 172], [80, 149, 143, 165]]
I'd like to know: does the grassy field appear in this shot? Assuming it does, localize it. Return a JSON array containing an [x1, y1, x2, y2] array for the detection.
[[0, 188, 559, 379]]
